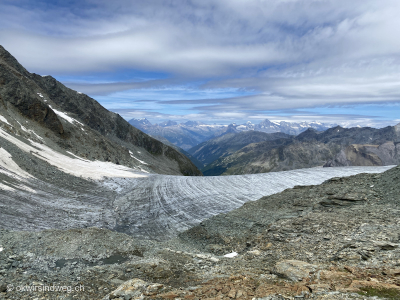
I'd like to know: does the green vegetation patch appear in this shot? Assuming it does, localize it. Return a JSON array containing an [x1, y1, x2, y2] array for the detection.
[[357, 287, 400, 299]]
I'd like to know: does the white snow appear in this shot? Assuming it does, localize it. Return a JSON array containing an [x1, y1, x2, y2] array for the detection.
[[0, 128, 148, 180], [77, 92, 83, 94], [0, 247, 3, 252], [129, 151, 148, 165], [0, 183, 15, 192], [0, 116, 10, 125], [0, 147, 37, 193], [0, 147, 33, 179], [12, 183, 38, 194], [199, 124, 228, 128], [224, 252, 238, 258], [66, 151, 89, 161], [49, 105, 84, 126], [138, 167, 149, 173], [16, 121, 43, 140], [16, 121, 28, 132]]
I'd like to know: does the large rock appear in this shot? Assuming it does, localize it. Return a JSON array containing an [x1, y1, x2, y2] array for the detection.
[[275, 260, 319, 282], [102, 279, 165, 300], [102, 278, 147, 300]]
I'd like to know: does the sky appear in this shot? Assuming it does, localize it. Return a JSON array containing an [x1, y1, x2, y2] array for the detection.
[[1, 0, 400, 127]]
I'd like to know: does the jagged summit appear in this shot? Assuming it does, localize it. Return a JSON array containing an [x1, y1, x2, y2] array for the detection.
[[128, 118, 153, 129]]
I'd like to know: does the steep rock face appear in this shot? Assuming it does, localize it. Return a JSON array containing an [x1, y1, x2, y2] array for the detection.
[[0, 49, 64, 135], [0, 45, 201, 176], [203, 126, 400, 175]]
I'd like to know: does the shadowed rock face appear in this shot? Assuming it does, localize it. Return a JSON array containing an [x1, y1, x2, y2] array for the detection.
[[0, 49, 64, 135], [0, 45, 201, 176]]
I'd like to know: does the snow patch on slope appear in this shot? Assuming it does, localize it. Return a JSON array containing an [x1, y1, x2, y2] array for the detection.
[[16, 121, 43, 140], [0, 116, 10, 125], [0, 128, 148, 180], [0, 148, 39, 193], [224, 252, 238, 258], [0, 148, 33, 179], [129, 150, 148, 165], [0, 183, 15, 192], [49, 105, 84, 127]]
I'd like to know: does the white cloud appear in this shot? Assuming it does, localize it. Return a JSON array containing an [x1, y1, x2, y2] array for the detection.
[[1, 0, 400, 124]]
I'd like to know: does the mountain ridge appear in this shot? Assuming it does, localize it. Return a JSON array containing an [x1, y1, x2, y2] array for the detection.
[[0, 45, 201, 176], [128, 118, 335, 150], [202, 125, 400, 176]]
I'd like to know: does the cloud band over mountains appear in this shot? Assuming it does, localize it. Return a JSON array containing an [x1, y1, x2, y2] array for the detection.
[[1, 0, 400, 126]]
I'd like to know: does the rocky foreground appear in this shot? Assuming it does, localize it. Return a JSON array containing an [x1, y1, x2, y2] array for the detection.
[[1, 165, 400, 300]]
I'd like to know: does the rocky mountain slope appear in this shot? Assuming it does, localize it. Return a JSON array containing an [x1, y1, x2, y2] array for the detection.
[[188, 131, 292, 167], [203, 125, 400, 176], [129, 118, 334, 150], [148, 135, 205, 169], [0, 45, 201, 176], [325, 141, 400, 167]]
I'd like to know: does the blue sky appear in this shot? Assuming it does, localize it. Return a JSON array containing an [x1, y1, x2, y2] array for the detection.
[[1, 0, 400, 127]]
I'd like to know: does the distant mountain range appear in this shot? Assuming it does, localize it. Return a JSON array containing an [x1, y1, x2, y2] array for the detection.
[[128, 118, 335, 150], [227, 119, 334, 135], [201, 125, 400, 176]]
